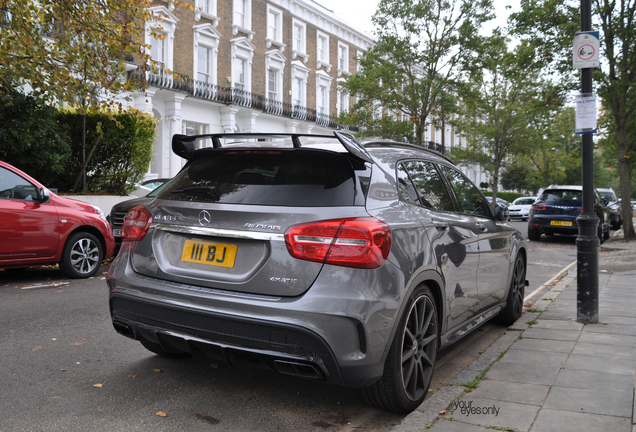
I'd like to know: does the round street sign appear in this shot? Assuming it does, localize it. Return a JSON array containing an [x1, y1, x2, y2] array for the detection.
[[573, 31, 600, 68]]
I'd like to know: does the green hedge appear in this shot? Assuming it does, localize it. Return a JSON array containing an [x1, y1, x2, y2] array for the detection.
[[0, 90, 71, 185], [1, 90, 156, 195], [55, 108, 156, 195]]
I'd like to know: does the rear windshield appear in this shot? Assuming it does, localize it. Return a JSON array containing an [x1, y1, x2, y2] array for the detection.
[[515, 198, 536, 205], [157, 150, 360, 206], [598, 190, 616, 202], [539, 189, 581, 202]]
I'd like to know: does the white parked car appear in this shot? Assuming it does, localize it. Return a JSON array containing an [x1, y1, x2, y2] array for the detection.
[[508, 196, 537, 221]]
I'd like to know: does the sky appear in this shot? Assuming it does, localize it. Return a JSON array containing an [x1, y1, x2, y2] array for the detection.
[[314, 0, 519, 37]]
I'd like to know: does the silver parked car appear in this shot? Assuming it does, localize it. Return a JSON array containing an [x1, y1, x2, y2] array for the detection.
[[106, 132, 528, 413]]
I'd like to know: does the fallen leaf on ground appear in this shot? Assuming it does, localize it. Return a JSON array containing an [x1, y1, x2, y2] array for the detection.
[[153, 368, 162, 373], [60, 369, 68, 372], [80, 338, 87, 341], [51, 338, 57, 341], [439, 410, 447, 415], [210, 364, 219, 369], [156, 411, 168, 417], [33, 346, 43, 351], [128, 374, 137, 378], [93, 383, 103, 388], [71, 342, 81, 346]]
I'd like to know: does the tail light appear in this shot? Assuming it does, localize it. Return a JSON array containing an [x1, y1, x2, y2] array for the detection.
[[122, 205, 153, 241], [531, 203, 546, 211], [581, 205, 601, 213], [285, 218, 391, 269]]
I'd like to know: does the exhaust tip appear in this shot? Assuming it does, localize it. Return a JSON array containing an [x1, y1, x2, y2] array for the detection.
[[113, 321, 134, 339], [273, 360, 323, 380]]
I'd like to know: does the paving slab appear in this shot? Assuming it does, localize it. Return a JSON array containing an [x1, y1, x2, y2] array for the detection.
[[577, 331, 636, 347], [564, 354, 636, 375], [529, 408, 632, 432], [583, 323, 636, 336], [543, 386, 633, 418], [531, 320, 584, 331], [466, 379, 549, 406], [538, 310, 577, 320], [509, 337, 575, 353], [498, 349, 568, 368], [596, 316, 636, 326], [571, 341, 636, 359], [445, 397, 539, 432], [553, 368, 634, 393], [428, 419, 490, 431], [520, 328, 581, 341], [485, 360, 560, 386]]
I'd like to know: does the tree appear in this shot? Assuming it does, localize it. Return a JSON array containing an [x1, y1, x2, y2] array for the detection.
[[509, 0, 636, 238], [0, 0, 190, 191], [338, 0, 494, 145], [451, 34, 538, 204]]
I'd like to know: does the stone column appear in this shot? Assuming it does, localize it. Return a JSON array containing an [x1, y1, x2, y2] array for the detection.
[[165, 94, 187, 177], [220, 106, 240, 133]]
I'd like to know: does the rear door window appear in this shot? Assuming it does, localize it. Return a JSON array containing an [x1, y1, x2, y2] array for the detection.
[[157, 150, 360, 206], [398, 161, 454, 211]]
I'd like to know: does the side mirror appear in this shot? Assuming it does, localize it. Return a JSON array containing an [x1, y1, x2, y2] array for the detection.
[[494, 203, 509, 222], [37, 188, 50, 202]]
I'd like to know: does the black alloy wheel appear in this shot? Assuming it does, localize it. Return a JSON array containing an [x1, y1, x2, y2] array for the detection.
[[496, 254, 526, 325], [362, 286, 438, 413]]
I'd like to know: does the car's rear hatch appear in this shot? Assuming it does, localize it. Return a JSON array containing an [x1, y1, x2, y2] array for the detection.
[[128, 139, 372, 298]]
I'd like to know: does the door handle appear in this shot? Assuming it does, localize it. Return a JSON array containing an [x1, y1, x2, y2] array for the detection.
[[433, 220, 448, 230]]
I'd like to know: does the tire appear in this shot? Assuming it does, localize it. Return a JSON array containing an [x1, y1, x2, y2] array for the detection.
[[496, 254, 526, 325], [362, 285, 438, 413], [140, 340, 191, 359], [59, 232, 103, 278], [527, 227, 541, 241]]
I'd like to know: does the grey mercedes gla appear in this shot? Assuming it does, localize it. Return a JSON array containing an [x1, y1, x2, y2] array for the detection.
[[106, 131, 527, 413]]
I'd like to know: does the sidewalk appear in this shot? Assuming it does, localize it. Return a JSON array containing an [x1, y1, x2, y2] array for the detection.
[[392, 224, 636, 432]]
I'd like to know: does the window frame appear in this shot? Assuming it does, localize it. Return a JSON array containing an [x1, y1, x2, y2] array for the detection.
[[316, 30, 331, 72], [337, 41, 349, 76]]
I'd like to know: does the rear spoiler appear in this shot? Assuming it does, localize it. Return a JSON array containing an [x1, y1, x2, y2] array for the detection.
[[171, 131, 373, 164]]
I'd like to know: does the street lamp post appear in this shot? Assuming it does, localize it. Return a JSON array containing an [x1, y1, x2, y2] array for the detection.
[[576, 0, 599, 324]]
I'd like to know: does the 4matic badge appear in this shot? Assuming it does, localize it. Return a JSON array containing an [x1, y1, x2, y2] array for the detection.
[[244, 223, 282, 231]]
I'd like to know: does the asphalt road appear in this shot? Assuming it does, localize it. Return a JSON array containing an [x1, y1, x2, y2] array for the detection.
[[0, 221, 584, 432]]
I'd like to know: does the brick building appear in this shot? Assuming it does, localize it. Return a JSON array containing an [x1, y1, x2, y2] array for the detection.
[[129, 0, 374, 180]]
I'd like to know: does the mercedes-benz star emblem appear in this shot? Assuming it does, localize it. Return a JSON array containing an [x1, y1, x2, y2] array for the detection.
[[198, 210, 212, 226]]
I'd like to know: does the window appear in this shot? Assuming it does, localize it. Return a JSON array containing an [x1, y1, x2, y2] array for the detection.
[[337, 90, 349, 115], [357, 50, 363, 72], [230, 37, 255, 92], [197, 0, 213, 14], [193, 24, 220, 85], [291, 19, 308, 62], [234, 57, 246, 90], [0, 167, 38, 202], [337, 42, 349, 74], [293, 77, 303, 106], [234, 0, 246, 27], [291, 60, 309, 112], [441, 165, 492, 218], [318, 86, 327, 114], [232, 0, 252, 32], [315, 70, 332, 115], [197, 46, 211, 82], [150, 35, 166, 64], [398, 162, 454, 211], [146, 6, 178, 72], [268, 69, 277, 100], [266, 5, 282, 43], [316, 31, 331, 71]]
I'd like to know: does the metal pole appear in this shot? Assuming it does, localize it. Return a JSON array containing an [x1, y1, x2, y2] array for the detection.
[[576, 0, 599, 323]]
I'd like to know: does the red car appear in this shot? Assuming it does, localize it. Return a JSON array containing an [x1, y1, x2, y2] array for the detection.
[[0, 161, 115, 278]]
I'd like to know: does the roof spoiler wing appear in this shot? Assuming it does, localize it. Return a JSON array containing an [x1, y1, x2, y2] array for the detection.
[[171, 131, 373, 163]]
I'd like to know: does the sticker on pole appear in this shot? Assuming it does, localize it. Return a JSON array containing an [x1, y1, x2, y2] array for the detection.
[[573, 31, 600, 69], [575, 94, 597, 134]]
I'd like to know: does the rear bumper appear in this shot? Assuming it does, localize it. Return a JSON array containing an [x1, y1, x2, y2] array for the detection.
[[105, 248, 399, 388]]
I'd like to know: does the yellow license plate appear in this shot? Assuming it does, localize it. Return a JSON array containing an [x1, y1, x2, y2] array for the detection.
[[550, 220, 573, 227], [181, 239, 237, 268]]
